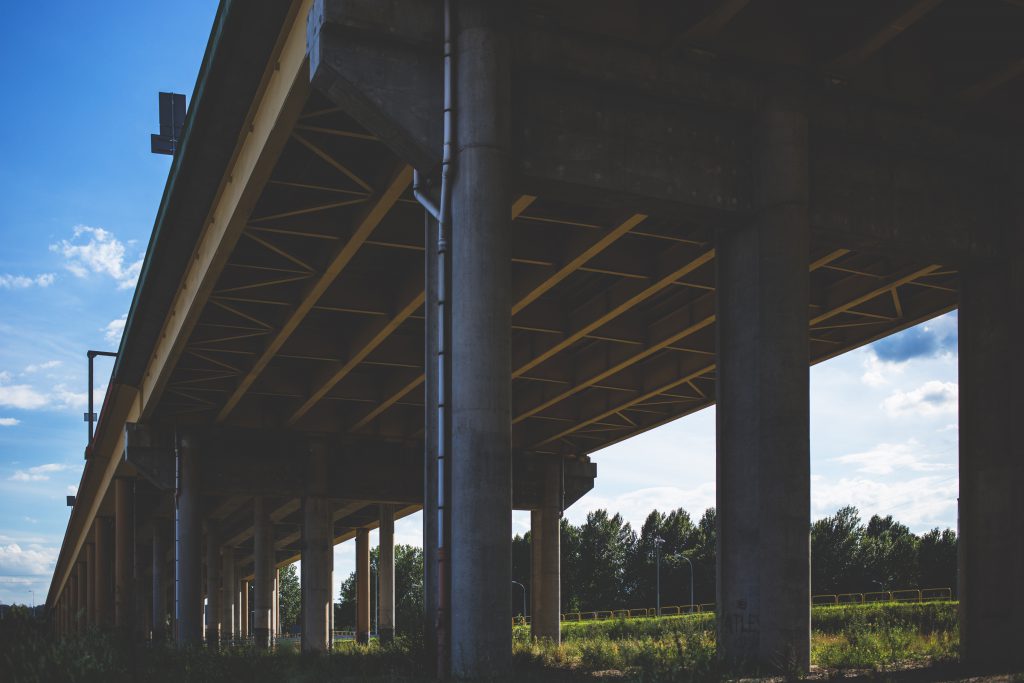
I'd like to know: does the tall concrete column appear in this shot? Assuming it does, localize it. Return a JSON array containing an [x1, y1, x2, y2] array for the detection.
[[449, 2, 513, 677], [959, 214, 1024, 667], [378, 504, 396, 644], [205, 527, 222, 644], [240, 580, 249, 640], [86, 542, 96, 627], [355, 528, 370, 644], [70, 567, 79, 632], [253, 496, 274, 649], [94, 517, 113, 627], [114, 478, 135, 630], [716, 79, 811, 671], [301, 442, 332, 652], [529, 511, 542, 622], [152, 524, 166, 641], [177, 434, 202, 646], [532, 463, 561, 642], [221, 547, 236, 641]]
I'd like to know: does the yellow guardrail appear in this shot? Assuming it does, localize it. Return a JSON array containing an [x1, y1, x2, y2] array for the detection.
[[513, 587, 953, 626]]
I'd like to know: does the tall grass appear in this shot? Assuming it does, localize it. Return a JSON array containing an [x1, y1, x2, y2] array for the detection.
[[2, 602, 963, 682]]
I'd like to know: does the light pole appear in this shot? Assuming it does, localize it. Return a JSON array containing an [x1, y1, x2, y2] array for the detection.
[[654, 537, 665, 617], [679, 555, 694, 614], [511, 581, 527, 622]]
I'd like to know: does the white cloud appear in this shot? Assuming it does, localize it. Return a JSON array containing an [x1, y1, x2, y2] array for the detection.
[[9, 463, 71, 482], [23, 517, 37, 524], [0, 417, 19, 426], [0, 542, 58, 577], [0, 383, 49, 410], [861, 353, 906, 388], [23, 360, 61, 374], [833, 439, 955, 476], [569, 482, 717, 531], [50, 225, 142, 290], [67, 485, 78, 495], [811, 474, 958, 532], [0, 273, 55, 289], [882, 380, 958, 417], [103, 315, 127, 345]]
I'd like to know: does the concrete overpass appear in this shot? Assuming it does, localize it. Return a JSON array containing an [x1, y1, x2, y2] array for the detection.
[[47, 0, 1022, 675]]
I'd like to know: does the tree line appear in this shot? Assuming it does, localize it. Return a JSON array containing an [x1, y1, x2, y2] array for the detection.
[[290, 505, 956, 633]]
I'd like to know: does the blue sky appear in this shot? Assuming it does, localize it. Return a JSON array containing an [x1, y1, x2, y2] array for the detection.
[[0, 2, 959, 606]]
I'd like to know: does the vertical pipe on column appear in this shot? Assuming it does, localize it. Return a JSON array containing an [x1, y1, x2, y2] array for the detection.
[[423, 211, 442, 660], [356, 528, 370, 644], [177, 433, 202, 646], [221, 547, 236, 642], [716, 77, 810, 671], [152, 524, 166, 641], [240, 580, 249, 640], [379, 504, 396, 644], [86, 542, 96, 627], [114, 478, 135, 630], [273, 568, 280, 639], [449, 0, 513, 677], [253, 496, 273, 649], [205, 527, 222, 645], [302, 441, 332, 652]]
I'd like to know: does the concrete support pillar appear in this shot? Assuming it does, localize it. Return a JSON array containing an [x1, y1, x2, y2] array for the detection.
[[177, 435, 202, 646], [355, 528, 370, 644], [301, 443, 332, 652], [86, 542, 96, 627], [531, 463, 561, 642], [70, 568, 78, 632], [378, 504, 396, 644], [221, 547, 236, 641], [253, 496, 274, 649], [205, 527, 222, 645], [94, 517, 113, 627], [449, 2, 513, 677], [529, 510, 542, 622], [716, 79, 810, 671], [114, 478, 135, 630], [239, 579, 249, 640], [152, 524, 166, 641], [959, 221, 1024, 667]]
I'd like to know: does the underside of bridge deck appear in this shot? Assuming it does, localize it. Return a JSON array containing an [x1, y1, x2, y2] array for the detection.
[[48, 0, 1023, 674]]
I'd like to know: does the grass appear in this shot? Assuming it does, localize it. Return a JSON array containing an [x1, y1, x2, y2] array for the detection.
[[0, 601, 974, 682]]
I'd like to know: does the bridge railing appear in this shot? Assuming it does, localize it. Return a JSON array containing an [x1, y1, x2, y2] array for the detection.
[[513, 587, 953, 626]]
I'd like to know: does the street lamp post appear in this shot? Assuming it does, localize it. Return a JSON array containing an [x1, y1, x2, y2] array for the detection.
[[679, 555, 694, 614], [511, 581, 527, 622], [654, 537, 665, 617]]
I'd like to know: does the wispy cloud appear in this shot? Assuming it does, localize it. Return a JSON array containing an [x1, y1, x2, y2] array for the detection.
[[103, 315, 127, 345], [0, 273, 55, 289], [9, 463, 72, 482], [23, 360, 61, 374], [0, 542, 58, 577], [50, 225, 142, 290], [0, 370, 96, 412], [811, 473, 958, 532], [0, 383, 49, 410], [0, 418, 19, 427], [833, 439, 955, 475], [882, 380, 958, 417]]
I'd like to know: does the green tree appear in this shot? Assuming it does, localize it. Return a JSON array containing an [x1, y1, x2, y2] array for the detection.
[[278, 563, 301, 633], [811, 505, 863, 594], [858, 514, 920, 590], [574, 509, 635, 610], [917, 527, 957, 595]]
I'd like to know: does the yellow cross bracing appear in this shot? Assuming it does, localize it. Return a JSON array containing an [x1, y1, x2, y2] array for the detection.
[[140, 21, 960, 458]]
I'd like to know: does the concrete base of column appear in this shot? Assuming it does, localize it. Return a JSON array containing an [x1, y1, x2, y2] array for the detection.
[[253, 496, 274, 649], [378, 504, 395, 645], [531, 462, 561, 643], [301, 444, 333, 653]]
